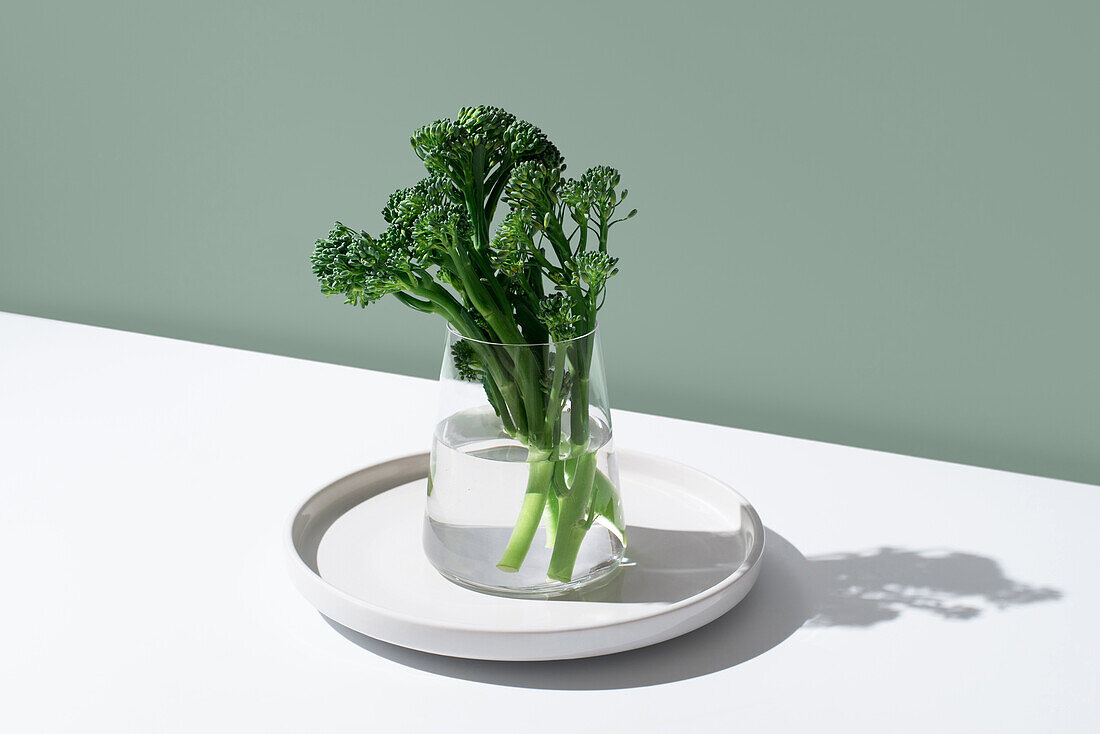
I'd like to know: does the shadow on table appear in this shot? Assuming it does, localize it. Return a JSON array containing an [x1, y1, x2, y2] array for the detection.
[[325, 527, 1061, 690]]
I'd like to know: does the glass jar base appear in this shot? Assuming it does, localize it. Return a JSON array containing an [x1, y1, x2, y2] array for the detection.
[[434, 557, 623, 600]]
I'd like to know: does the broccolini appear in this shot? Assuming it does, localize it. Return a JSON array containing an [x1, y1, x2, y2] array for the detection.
[[311, 106, 635, 583]]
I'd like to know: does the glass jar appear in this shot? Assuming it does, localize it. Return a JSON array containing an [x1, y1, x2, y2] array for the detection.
[[423, 325, 625, 598]]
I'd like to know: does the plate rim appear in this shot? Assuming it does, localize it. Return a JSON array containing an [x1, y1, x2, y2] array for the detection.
[[285, 449, 765, 640]]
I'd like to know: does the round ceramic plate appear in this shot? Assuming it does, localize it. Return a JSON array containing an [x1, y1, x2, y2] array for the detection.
[[286, 450, 764, 661]]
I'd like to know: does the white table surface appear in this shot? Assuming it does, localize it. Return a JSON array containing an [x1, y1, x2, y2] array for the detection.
[[2, 311, 1097, 733]]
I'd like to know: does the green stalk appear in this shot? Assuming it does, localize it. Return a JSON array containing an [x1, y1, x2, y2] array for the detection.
[[497, 450, 555, 572], [547, 449, 598, 582], [589, 468, 625, 540], [566, 332, 594, 443], [543, 481, 561, 549], [481, 372, 517, 437], [570, 376, 590, 445], [543, 334, 601, 582]]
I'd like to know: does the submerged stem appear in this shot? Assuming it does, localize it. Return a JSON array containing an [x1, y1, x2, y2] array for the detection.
[[497, 451, 555, 572], [547, 450, 599, 583]]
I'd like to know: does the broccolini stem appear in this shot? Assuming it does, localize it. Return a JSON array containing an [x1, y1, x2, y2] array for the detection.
[[497, 450, 555, 572], [587, 468, 625, 540], [570, 376, 590, 448], [483, 164, 512, 223], [598, 216, 610, 254], [393, 292, 435, 313], [482, 372, 517, 436], [518, 353, 547, 447], [547, 450, 598, 583], [498, 380, 528, 440], [541, 214, 575, 268], [543, 488, 560, 549], [544, 345, 568, 438], [567, 335, 593, 447]]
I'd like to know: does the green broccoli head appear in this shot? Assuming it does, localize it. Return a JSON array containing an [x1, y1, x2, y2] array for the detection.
[[573, 251, 620, 289], [412, 203, 470, 259], [502, 161, 563, 223], [381, 175, 456, 232], [490, 210, 534, 279], [560, 165, 636, 225], [310, 223, 408, 307], [311, 174, 469, 308], [376, 175, 471, 273], [536, 293, 581, 341], [411, 106, 557, 187]]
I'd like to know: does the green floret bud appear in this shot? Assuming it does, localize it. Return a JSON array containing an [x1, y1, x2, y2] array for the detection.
[[580, 165, 620, 200], [456, 105, 517, 145], [383, 175, 455, 231], [573, 251, 619, 288], [310, 222, 411, 308], [451, 339, 483, 382], [503, 119, 549, 159], [413, 203, 470, 258], [381, 188, 406, 226], [492, 247, 525, 280], [434, 264, 460, 286], [410, 119, 463, 176], [559, 178, 590, 216], [579, 165, 623, 219], [490, 210, 535, 278], [502, 161, 562, 220], [492, 209, 535, 250], [536, 293, 581, 341], [542, 368, 574, 411], [538, 141, 566, 172], [374, 227, 414, 271], [311, 222, 372, 306]]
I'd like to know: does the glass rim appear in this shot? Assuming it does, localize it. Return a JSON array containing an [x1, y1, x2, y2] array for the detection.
[[445, 322, 597, 347]]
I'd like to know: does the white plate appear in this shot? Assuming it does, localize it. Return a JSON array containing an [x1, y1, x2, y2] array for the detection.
[[286, 450, 764, 661]]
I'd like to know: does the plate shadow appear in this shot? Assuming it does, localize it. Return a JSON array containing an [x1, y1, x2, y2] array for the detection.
[[324, 529, 813, 690]]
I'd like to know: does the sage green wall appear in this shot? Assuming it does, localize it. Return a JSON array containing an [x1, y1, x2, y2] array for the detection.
[[2, 1, 1097, 483]]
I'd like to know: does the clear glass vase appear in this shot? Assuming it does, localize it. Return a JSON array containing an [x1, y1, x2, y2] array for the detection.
[[423, 325, 626, 598]]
